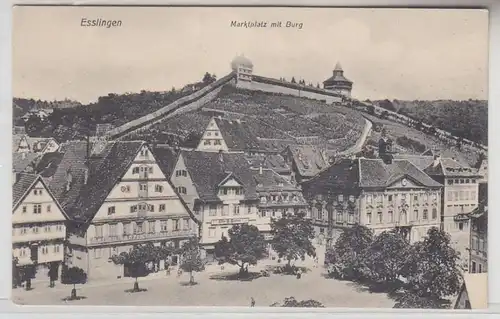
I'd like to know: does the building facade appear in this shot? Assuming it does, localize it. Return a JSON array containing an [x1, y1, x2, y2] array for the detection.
[[302, 158, 443, 245], [12, 173, 67, 281], [468, 200, 487, 273], [36, 141, 197, 281], [231, 54, 253, 89]]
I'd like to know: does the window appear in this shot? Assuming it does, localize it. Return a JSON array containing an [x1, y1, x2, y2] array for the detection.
[[53, 245, 60, 253], [155, 185, 163, 193], [459, 222, 464, 231], [209, 204, 217, 216], [160, 221, 168, 232], [260, 196, 267, 204], [206, 132, 211, 136], [33, 226, 39, 234], [414, 209, 419, 221], [472, 179, 476, 183], [479, 264, 483, 273], [465, 179, 470, 184], [208, 227, 216, 237], [135, 222, 144, 234], [388, 211, 393, 223], [447, 180, 453, 185], [159, 204, 166, 212], [214, 140, 222, 145], [108, 206, 115, 215], [176, 187, 187, 195], [47, 204, 51, 213], [215, 132, 219, 136], [148, 221, 155, 233], [454, 179, 459, 184], [109, 223, 117, 237], [432, 208, 438, 219], [460, 179, 464, 184], [413, 195, 418, 201], [20, 227, 28, 234], [22, 206, 27, 214], [19, 248, 27, 257], [204, 140, 211, 145], [348, 213, 354, 224], [95, 225, 103, 238], [33, 204, 42, 214], [41, 246, 49, 254], [366, 195, 372, 204], [388, 195, 393, 202], [34, 189, 38, 195], [234, 205, 240, 215], [183, 218, 190, 230], [140, 184, 148, 191], [149, 204, 155, 212], [44, 225, 51, 233], [123, 223, 131, 235], [133, 167, 139, 174], [366, 212, 372, 224], [173, 220, 180, 231], [336, 211, 342, 223], [222, 188, 228, 195], [377, 212, 383, 223], [423, 209, 428, 220], [472, 261, 477, 273], [260, 210, 267, 218]]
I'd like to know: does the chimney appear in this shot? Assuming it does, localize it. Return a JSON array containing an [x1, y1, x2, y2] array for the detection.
[[65, 170, 73, 191], [83, 168, 89, 185], [433, 155, 441, 167], [218, 149, 224, 163]]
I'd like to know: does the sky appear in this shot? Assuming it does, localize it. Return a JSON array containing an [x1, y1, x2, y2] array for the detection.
[[12, 7, 489, 103]]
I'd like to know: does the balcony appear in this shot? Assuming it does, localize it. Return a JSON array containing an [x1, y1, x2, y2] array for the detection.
[[88, 230, 195, 246], [211, 218, 250, 226]]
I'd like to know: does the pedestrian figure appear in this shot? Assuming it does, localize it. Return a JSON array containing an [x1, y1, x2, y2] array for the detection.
[[250, 297, 255, 307], [177, 268, 182, 277]]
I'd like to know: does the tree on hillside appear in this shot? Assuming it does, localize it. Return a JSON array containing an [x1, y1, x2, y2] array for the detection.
[[61, 266, 87, 300], [202, 72, 216, 84], [270, 297, 325, 308], [363, 230, 410, 285], [214, 224, 266, 278], [291, 77, 297, 84], [402, 227, 462, 300], [271, 212, 316, 273], [366, 105, 375, 115], [110, 244, 153, 292], [179, 237, 206, 285]]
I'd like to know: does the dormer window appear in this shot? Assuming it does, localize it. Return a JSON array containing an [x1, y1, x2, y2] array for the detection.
[[260, 196, 267, 204]]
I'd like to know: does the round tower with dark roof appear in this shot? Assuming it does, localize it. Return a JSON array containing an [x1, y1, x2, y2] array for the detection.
[[323, 62, 353, 97]]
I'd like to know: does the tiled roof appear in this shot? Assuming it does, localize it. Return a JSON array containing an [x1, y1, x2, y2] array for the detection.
[[181, 150, 258, 202], [151, 145, 178, 178], [213, 118, 261, 151], [359, 158, 442, 188], [245, 154, 291, 174], [302, 159, 361, 198], [287, 145, 329, 178], [424, 158, 480, 177], [302, 158, 442, 198], [12, 152, 41, 173], [392, 154, 434, 170], [252, 169, 300, 193], [34, 152, 65, 178], [12, 135, 22, 153], [12, 173, 39, 207], [72, 141, 145, 221], [258, 139, 297, 153]]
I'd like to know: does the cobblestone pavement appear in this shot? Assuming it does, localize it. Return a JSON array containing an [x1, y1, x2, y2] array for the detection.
[[11, 245, 395, 308]]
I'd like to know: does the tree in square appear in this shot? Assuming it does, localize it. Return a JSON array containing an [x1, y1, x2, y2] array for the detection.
[[61, 266, 87, 301], [110, 244, 152, 293], [270, 211, 316, 273], [214, 224, 266, 278], [179, 236, 206, 285]]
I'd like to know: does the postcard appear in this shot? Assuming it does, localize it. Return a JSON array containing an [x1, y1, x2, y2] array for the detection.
[[11, 6, 488, 309]]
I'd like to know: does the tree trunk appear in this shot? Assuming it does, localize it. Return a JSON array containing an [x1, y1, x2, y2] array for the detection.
[[189, 272, 195, 285], [25, 279, 31, 291], [71, 284, 77, 300], [133, 278, 139, 292]]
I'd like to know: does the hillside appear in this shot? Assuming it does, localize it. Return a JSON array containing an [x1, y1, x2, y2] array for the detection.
[[129, 85, 367, 152], [372, 99, 488, 145]]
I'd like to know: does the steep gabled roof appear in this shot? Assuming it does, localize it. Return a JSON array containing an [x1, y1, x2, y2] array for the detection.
[[12, 153, 41, 173], [151, 145, 179, 178], [252, 169, 301, 193], [213, 118, 261, 151], [424, 158, 480, 178], [181, 150, 258, 202], [12, 173, 39, 207], [72, 141, 145, 221]]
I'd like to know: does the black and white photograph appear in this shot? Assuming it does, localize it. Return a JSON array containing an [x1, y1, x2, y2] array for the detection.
[[11, 6, 488, 309]]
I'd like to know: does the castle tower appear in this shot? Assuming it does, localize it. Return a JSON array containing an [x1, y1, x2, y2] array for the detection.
[[231, 54, 253, 89], [323, 62, 353, 97]]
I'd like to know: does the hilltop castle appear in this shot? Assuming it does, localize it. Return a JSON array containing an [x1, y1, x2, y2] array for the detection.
[[230, 55, 353, 98]]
